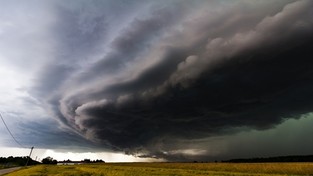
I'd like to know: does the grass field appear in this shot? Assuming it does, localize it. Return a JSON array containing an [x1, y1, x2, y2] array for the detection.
[[4, 162, 313, 176]]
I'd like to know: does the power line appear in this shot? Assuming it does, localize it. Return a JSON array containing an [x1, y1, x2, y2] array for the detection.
[[0, 112, 27, 148]]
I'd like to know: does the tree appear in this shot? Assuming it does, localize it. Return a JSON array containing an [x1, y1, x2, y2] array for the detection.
[[0, 156, 40, 166], [41, 156, 57, 164]]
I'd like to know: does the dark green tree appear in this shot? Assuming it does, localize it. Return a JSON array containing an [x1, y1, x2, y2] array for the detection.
[[41, 156, 57, 164]]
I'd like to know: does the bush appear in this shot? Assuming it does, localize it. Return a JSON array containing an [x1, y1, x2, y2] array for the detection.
[[41, 157, 57, 164]]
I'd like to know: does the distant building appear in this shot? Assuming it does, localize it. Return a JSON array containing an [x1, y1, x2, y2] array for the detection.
[[57, 160, 82, 165], [57, 159, 105, 165]]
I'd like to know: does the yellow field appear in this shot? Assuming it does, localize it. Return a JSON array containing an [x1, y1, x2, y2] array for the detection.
[[5, 162, 313, 176]]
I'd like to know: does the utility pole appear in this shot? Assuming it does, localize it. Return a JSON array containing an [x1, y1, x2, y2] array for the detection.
[[25, 146, 34, 166]]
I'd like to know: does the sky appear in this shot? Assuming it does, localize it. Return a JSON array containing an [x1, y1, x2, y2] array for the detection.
[[0, 0, 313, 162]]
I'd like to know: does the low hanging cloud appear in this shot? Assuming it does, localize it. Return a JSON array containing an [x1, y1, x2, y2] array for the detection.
[[27, 0, 313, 160]]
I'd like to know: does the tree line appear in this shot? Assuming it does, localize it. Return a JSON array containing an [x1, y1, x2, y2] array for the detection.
[[1, 156, 105, 166], [0, 156, 39, 167], [223, 155, 313, 163]]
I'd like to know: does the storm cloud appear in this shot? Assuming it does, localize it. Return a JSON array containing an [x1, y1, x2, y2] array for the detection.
[[22, 0, 313, 160]]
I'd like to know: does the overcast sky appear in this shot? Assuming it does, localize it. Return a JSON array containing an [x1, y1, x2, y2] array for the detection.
[[1, 0, 313, 162]]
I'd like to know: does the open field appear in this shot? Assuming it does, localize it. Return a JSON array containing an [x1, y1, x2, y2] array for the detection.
[[4, 162, 313, 176]]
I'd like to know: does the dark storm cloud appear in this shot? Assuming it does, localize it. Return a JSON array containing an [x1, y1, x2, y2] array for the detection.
[[31, 64, 74, 98], [53, 4, 108, 61], [17, 119, 100, 151], [28, 0, 313, 160], [77, 2, 188, 82]]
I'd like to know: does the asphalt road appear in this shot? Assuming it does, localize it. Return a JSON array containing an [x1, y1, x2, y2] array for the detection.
[[0, 167, 21, 175]]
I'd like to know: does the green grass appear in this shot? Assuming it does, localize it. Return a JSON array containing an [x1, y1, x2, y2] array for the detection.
[[4, 162, 313, 176]]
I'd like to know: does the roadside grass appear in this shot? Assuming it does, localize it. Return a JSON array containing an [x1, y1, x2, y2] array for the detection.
[[4, 162, 313, 176]]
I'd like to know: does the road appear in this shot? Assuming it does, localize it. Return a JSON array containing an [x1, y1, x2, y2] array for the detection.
[[0, 167, 21, 175]]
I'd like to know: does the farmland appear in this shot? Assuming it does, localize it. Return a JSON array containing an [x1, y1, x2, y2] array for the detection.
[[4, 162, 313, 176]]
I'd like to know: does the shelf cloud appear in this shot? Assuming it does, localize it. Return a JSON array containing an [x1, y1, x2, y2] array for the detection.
[[1, 0, 313, 161]]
